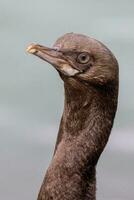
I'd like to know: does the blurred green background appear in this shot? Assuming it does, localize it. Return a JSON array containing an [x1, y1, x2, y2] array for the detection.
[[0, 0, 134, 199]]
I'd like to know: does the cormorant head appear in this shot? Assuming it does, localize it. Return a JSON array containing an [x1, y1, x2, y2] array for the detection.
[[27, 33, 118, 87]]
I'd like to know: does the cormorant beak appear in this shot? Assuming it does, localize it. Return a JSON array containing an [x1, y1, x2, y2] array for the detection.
[[26, 44, 79, 76]]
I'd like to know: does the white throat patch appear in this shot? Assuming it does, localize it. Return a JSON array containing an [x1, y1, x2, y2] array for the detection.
[[61, 64, 79, 76]]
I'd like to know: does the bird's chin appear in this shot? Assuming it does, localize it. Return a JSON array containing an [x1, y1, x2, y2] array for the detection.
[[55, 64, 79, 77]]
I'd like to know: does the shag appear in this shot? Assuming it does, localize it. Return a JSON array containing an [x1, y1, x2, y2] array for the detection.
[[27, 33, 119, 200]]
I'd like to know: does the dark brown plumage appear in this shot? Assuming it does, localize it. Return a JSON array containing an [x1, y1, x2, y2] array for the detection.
[[27, 33, 119, 200]]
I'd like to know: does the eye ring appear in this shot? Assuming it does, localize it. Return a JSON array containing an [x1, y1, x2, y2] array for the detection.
[[77, 52, 90, 64]]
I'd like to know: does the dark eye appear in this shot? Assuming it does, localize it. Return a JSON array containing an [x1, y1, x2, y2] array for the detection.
[[77, 52, 90, 64]]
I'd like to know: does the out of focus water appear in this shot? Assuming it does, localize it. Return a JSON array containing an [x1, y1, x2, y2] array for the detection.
[[0, 0, 134, 199]]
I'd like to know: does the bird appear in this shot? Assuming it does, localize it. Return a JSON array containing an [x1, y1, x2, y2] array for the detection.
[[27, 33, 119, 200]]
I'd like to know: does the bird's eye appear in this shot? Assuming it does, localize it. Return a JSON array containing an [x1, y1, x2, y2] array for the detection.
[[77, 53, 90, 64]]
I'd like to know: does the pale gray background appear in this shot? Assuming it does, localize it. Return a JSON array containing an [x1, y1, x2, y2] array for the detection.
[[0, 0, 134, 199]]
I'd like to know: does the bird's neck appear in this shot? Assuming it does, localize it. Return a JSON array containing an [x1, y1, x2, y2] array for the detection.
[[53, 80, 117, 199], [41, 79, 118, 200]]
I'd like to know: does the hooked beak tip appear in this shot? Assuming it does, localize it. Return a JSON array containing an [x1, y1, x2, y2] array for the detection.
[[26, 44, 38, 54]]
